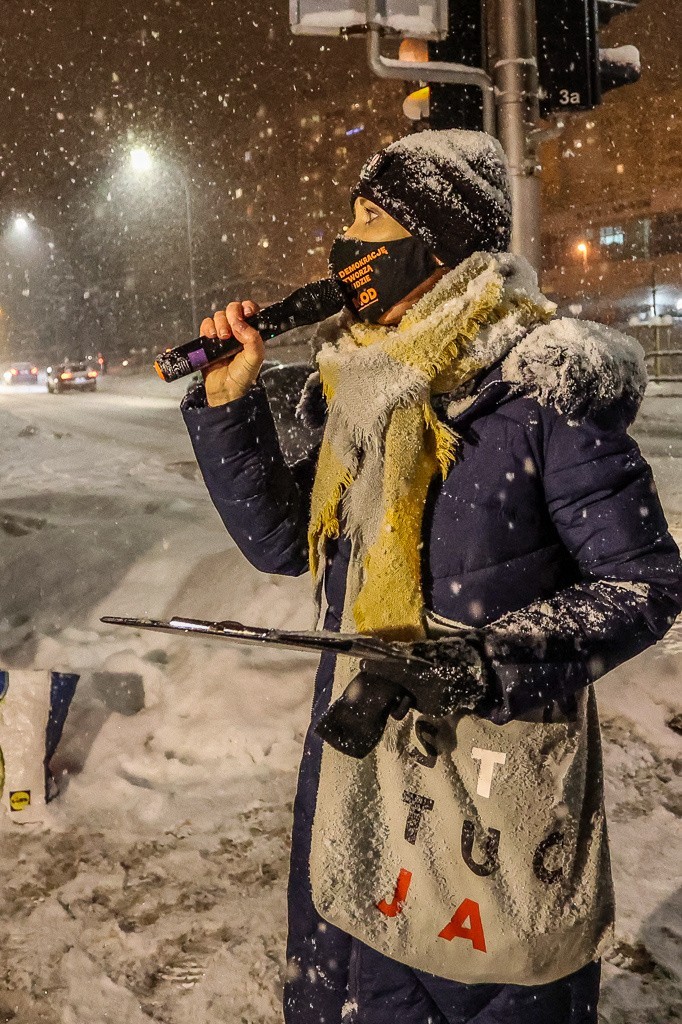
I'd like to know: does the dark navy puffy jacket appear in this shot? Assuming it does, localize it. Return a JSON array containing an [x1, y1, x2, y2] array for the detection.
[[182, 355, 681, 1023], [182, 362, 681, 719]]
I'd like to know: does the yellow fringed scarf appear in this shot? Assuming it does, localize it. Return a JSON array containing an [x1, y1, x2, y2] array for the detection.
[[308, 252, 553, 641]]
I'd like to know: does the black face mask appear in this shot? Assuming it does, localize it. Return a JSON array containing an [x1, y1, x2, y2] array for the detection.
[[329, 235, 438, 323]]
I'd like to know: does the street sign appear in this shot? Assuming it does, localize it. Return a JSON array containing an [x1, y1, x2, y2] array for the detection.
[[536, 0, 601, 115], [290, 0, 448, 39]]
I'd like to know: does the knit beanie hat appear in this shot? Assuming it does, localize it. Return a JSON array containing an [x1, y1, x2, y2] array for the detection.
[[350, 129, 512, 268]]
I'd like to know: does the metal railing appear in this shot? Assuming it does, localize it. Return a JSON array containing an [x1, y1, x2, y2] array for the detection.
[[631, 324, 682, 382], [644, 350, 682, 383]]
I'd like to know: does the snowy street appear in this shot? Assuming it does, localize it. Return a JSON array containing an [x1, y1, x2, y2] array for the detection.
[[0, 374, 196, 462], [0, 373, 680, 1024]]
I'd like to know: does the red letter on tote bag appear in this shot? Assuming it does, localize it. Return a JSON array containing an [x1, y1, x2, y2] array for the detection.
[[377, 869, 413, 918], [438, 898, 487, 952]]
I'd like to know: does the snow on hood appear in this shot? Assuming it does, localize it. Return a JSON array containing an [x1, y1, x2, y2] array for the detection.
[[501, 317, 648, 425], [599, 45, 641, 72]]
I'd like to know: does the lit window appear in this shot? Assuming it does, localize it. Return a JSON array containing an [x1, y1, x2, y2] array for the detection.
[[600, 227, 624, 246]]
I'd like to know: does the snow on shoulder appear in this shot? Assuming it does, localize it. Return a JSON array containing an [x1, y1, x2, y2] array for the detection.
[[502, 318, 648, 424]]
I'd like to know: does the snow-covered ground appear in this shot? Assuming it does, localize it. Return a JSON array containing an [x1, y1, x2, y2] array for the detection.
[[0, 372, 680, 1024]]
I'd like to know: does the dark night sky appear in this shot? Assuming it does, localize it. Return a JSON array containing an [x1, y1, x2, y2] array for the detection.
[[1, 3, 399, 291], [0, 1, 402, 353], [0, 0, 678, 356]]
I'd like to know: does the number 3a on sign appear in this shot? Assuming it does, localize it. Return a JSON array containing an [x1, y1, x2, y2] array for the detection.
[[559, 89, 582, 105]]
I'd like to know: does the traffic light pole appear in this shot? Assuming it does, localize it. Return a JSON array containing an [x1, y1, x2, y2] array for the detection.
[[492, 0, 541, 267], [367, 30, 495, 135]]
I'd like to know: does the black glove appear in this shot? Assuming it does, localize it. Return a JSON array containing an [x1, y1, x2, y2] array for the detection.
[[366, 635, 488, 718], [315, 635, 488, 759], [315, 672, 412, 760]]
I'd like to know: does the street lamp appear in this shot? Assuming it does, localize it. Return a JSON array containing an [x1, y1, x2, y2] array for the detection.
[[130, 147, 153, 174], [129, 147, 198, 333], [5, 215, 62, 360], [576, 241, 588, 267]]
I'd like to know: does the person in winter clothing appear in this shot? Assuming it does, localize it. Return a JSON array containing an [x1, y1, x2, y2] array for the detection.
[[181, 130, 682, 1024]]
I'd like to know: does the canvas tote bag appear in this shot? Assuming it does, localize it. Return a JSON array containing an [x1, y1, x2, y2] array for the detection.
[[309, 611, 615, 985]]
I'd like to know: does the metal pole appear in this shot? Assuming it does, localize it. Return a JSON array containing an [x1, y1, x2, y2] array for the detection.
[[173, 168, 198, 334], [651, 266, 660, 379], [492, 0, 541, 268]]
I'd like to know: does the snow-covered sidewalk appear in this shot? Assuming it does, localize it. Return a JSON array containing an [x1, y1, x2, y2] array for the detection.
[[0, 378, 679, 1023]]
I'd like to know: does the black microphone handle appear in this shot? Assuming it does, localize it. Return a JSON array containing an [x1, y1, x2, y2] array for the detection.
[[154, 277, 347, 382]]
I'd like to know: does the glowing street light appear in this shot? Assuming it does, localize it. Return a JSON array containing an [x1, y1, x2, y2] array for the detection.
[[9, 215, 57, 257], [129, 147, 154, 174], [128, 146, 197, 332], [576, 240, 589, 267]]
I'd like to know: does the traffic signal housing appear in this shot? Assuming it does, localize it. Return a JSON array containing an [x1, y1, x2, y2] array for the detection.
[[426, 0, 485, 130], [536, 0, 642, 117], [402, 0, 642, 128]]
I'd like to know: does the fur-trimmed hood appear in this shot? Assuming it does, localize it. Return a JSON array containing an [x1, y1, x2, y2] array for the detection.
[[498, 316, 648, 426], [297, 255, 647, 430]]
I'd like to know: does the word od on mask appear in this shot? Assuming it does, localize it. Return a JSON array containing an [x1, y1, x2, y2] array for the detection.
[[328, 235, 438, 322]]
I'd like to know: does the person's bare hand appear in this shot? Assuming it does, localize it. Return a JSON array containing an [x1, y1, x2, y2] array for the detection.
[[201, 300, 265, 406]]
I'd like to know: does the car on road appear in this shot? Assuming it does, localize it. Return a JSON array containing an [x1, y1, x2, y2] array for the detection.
[[3, 362, 39, 385], [46, 361, 99, 394]]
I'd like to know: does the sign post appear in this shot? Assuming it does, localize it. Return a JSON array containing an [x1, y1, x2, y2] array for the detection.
[[492, 0, 542, 267]]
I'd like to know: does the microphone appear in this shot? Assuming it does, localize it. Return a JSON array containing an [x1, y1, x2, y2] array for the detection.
[[154, 277, 347, 382]]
